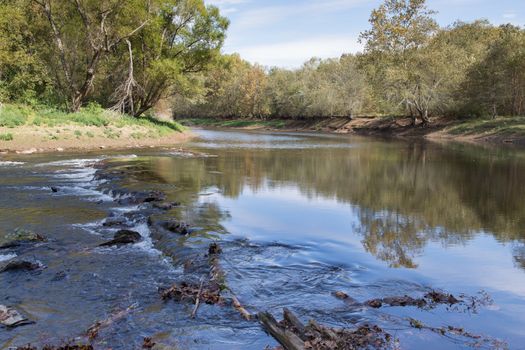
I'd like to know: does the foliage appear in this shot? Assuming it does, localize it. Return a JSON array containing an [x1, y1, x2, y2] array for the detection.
[[0, 0, 227, 118], [0, 103, 183, 132], [1, 0, 525, 124]]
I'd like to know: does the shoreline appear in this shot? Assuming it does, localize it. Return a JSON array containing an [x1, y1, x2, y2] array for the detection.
[[0, 126, 193, 155], [178, 116, 525, 147]]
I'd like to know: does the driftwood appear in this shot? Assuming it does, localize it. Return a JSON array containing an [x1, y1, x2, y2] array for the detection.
[[208, 243, 252, 320], [86, 303, 137, 340], [259, 309, 393, 350], [191, 278, 205, 319], [259, 312, 306, 350]]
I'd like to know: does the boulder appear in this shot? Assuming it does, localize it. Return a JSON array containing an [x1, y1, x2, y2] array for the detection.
[[0, 229, 46, 249], [99, 230, 142, 247], [0, 260, 42, 273]]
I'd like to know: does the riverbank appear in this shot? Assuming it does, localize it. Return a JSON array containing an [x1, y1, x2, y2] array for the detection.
[[0, 104, 190, 154], [178, 116, 525, 146]]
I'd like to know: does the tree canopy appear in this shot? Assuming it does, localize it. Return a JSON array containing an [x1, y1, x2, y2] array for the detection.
[[1, 0, 524, 122]]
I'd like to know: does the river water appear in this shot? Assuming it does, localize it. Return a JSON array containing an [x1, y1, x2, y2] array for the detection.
[[1, 129, 525, 349]]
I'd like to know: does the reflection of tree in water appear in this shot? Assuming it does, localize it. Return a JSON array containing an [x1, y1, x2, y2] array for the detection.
[[357, 209, 426, 268], [512, 244, 525, 270], [119, 140, 525, 269]]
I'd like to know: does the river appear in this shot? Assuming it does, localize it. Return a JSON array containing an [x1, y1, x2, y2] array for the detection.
[[1, 129, 525, 349]]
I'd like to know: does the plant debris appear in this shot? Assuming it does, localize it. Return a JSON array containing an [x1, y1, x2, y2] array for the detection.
[[143, 337, 156, 349], [259, 309, 394, 350], [161, 281, 223, 305], [407, 317, 507, 349]]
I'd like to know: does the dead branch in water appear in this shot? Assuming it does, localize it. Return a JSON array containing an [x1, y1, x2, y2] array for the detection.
[[191, 278, 205, 319]]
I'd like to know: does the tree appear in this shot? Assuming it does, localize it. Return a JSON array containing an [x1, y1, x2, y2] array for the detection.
[[31, 0, 151, 112], [0, 1, 50, 102], [359, 0, 439, 125], [463, 25, 525, 117], [110, 0, 228, 117]]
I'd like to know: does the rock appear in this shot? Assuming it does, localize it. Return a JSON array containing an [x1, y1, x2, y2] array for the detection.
[[0, 260, 42, 273], [163, 220, 190, 235], [56, 147, 64, 152], [142, 191, 166, 203], [0, 229, 46, 249], [334, 291, 349, 300], [366, 299, 383, 308], [152, 202, 180, 210], [102, 217, 128, 227], [99, 230, 142, 247], [208, 243, 222, 255], [0, 305, 32, 327], [16, 148, 37, 155], [51, 186, 59, 193]]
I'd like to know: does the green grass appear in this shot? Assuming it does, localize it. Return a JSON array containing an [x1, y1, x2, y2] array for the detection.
[[0, 103, 184, 136], [446, 116, 525, 137], [0, 133, 14, 141]]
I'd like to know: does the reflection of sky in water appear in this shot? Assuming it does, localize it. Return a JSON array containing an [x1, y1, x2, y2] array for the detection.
[[199, 182, 525, 299]]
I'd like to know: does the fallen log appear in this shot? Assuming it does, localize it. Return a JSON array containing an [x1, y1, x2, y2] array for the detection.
[[258, 312, 306, 350]]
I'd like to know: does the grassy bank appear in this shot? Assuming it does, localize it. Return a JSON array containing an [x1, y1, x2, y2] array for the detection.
[[0, 104, 189, 153], [178, 116, 525, 146]]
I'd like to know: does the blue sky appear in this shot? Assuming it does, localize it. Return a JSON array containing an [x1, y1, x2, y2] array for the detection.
[[205, 0, 525, 68]]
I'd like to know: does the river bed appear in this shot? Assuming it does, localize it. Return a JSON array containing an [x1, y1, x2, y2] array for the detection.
[[1, 129, 525, 349]]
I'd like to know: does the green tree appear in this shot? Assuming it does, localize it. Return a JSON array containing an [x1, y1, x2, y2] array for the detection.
[[0, 1, 50, 102], [360, 0, 439, 125], [111, 0, 228, 117]]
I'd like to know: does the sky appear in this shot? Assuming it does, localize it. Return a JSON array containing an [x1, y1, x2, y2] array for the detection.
[[205, 0, 525, 68]]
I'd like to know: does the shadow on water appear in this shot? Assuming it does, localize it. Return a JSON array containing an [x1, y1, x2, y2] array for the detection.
[[1, 129, 525, 349]]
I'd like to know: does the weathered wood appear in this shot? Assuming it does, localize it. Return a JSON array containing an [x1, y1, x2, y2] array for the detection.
[[258, 312, 305, 350], [231, 294, 252, 321], [191, 279, 204, 319], [283, 308, 306, 340]]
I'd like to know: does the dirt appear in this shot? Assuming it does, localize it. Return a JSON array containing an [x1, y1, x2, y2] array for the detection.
[[0, 125, 192, 154], [185, 116, 525, 147]]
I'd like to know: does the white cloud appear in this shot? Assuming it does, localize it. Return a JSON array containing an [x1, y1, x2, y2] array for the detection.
[[232, 35, 364, 68], [234, 0, 367, 29], [503, 12, 517, 19]]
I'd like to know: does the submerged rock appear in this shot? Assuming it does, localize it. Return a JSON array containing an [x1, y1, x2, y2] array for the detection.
[[102, 217, 128, 227], [163, 220, 191, 235], [99, 230, 142, 247], [0, 229, 46, 249], [0, 305, 32, 327], [152, 202, 181, 210], [0, 260, 42, 273], [208, 243, 222, 255]]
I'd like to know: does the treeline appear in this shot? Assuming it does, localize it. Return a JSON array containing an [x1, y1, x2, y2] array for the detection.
[[0, 0, 228, 116], [173, 0, 525, 124], [1, 0, 525, 123]]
